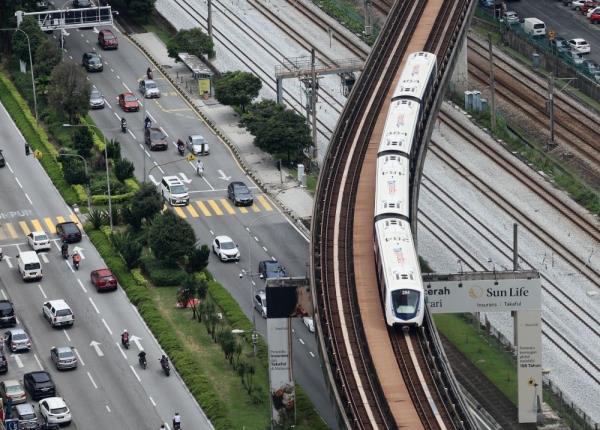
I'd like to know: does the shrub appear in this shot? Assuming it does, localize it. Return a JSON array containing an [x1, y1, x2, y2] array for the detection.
[[73, 184, 88, 204], [114, 158, 135, 181], [140, 255, 186, 286], [63, 158, 87, 185], [186, 244, 210, 273], [106, 139, 121, 160], [72, 126, 94, 158], [111, 231, 142, 268], [87, 209, 107, 229], [131, 268, 148, 288]]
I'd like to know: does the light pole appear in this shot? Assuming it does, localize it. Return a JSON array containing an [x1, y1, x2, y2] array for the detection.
[[63, 123, 113, 231], [0, 28, 38, 122], [58, 152, 91, 212]]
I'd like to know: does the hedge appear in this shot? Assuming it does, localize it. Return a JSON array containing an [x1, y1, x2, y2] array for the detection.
[[90, 177, 140, 205], [140, 255, 187, 286], [87, 228, 233, 429], [0, 71, 78, 205]]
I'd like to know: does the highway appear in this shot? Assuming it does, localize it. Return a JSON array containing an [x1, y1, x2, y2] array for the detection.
[[51, 24, 336, 427], [0, 101, 212, 428]]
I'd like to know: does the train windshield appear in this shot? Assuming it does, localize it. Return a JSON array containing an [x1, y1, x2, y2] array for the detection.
[[391, 289, 420, 320]]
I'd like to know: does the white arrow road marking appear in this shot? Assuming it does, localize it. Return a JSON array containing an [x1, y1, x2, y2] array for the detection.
[[218, 169, 232, 181], [72, 246, 85, 259], [11, 354, 23, 368], [148, 175, 159, 186], [4, 257, 12, 269], [93, 27, 99, 33], [40, 253, 49, 264], [179, 173, 192, 184], [90, 341, 104, 357], [87, 371, 98, 389], [0, 290, 6, 300], [130, 335, 143, 351], [38, 285, 47, 299]]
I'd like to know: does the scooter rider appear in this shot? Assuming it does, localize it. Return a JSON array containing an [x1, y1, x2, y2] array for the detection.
[[147, 67, 153, 80], [196, 158, 204, 176], [144, 116, 152, 129], [177, 139, 185, 155], [61, 240, 69, 258], [121, 329, 129, 347], [72, 251, 81, 269], [172, 412, 181, 429], [160, 354, 169, 368], [121, 117, 127, 133], [138, 350, 147, 367]]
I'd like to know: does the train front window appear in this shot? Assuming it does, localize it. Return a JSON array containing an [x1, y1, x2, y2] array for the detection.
[[391, 289, 420, 319]]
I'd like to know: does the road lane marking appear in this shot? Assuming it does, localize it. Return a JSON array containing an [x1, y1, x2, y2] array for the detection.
[[34, 354, 43, 370], [159, 126, 168, 137], [106, 405, 111, 412], [149, 396, 156, 406], [207, 200, 223, 215], [254, 236, 259, 242], [195, 201, 211, 217], [174, 207, 186, 218], [25, 193, 32, 205], [31, 219, 43, 231], [147, 111, 156, 123], [122, 82, 130, 92], [239, 206, 248, 214], [19, 221, 30, 235], [38, 285, 47, 299], [262, 246, 268, 253], [14, 177, 23, 188], [257, 195, 273, 211], [186, 204, 199, 217], [87, 371, 98, 389], [128, 129, 136, 139], [0, 290, 6, 300], [44, 218, 56, 233], [102, 318, 113, 335], [56, 216, 66, 223], [130, 365, 141, 382], [12, 354, 23, 368], [74, 348, 85, 366], [298, 338, 305, 345], [309, 351, 315, 357], [77, 279, 87, 293], [5, 223, 17, 239], [70, 213, 82, 228], [89, 297, 100, 314], [220, 199, 236, 215], [116, 343, 127, 359], [104, 99, 112, 109], [40, 253, 49, 264]]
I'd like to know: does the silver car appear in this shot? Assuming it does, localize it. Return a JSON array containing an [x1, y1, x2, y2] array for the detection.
[[51, 346, 78, 370], [187, 134, 210, 155], [5, 328, 31, 352], [15, 403, 38, 429], [139, 79, 160, 98], [89, 88, 105, 109]]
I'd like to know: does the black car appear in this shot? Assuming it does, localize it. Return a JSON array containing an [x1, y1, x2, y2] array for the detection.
[[82, 52, 103, 72], [0, 301, 16, 327], [0, 351, 7, 374], [0, 150, 5, 168], [23, 371, 55, 400], [56, 222, 81, 243], [227, 181, 254, 206], [258, 260, 286, 279]]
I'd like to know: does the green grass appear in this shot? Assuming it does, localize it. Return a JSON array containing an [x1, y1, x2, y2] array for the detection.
[[143, 13, 177, 46], [433, 314, 518, 405], [288, 166, 318, 194]]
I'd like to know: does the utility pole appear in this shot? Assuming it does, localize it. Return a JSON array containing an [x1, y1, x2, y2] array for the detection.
[[548, 74, 554, 150], [310, 49, 318, 162], [207, 0, 213, 41], [488, 34, 496, 131], [364, 0, 372, 37]]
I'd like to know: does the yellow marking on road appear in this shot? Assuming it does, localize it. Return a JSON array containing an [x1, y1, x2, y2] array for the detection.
[[44, 218, 56, 233], [56, 216, 66, 223], [251, 204, 260, 213], [195, 201, 211, 217], [238, 206, 248, 214], [220, 199, 236, 215], [186, 204, 199, 218], [31, 219, 44, 232], [19, 221, 31, 236], [207, 200, 223, 216], [70, 214, 82, 227], [174, 207, 186, 218], [0, 228, 6, 240], [5, 223, 18, 239], [257, 195, 273, 211]]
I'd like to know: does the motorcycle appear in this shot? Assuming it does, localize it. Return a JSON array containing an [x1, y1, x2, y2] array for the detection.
[[147, 69, 153, 80], [160, 359, 170, 376], [0, 247, 3, 261], [173, 421, 181, 430], [177, 144, 185, 157], [121, 335, 130, 349], [196, 165, 204, 177], [139, 354, 147, 369], [121, 119, 127, 134], [72, 253, 80, 270], [61, 247, 69, 260]]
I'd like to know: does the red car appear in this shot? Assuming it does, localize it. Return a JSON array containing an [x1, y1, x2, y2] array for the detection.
[[118, 92, 140, 112], [591, 11, 600, 22], [98, 29, 118, 50], [90, 269, 118, 291]]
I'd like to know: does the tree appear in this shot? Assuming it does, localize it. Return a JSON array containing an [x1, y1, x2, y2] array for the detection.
[[186, 244, 210, 273], [61, 157, 87, 185], [240, 100, 284, 135], [111, 232, 142, 268], [11, 16, 45, 64], [106, 139, 121, 160], [147, 211, 196, 262], [214, 71, 262, 112], [254, 108, 312, 164], [34, 39, 61, 80], [123, 183, 162, 230], [108, 0, 156, 23], [72, 127, 93, 158], [178, 274, 199, 318], [114, 158, 134, 181], [167, 28, 214, 60], [47, 62, 90, 122]]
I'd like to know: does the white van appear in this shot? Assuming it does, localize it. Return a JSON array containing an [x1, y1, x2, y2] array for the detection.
[[522, 18, 546, 37], [17, 251, 42, 281]]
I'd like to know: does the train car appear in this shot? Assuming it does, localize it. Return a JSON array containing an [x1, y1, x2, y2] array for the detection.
[[377, 99, 421, 158], [374, 153, 410, 220], [374, 218, 425, 327], [392, 51, 437, 103]]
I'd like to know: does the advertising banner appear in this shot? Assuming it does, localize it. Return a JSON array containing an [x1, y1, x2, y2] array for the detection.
[[267, 317, 294, 424], [423, 271, 541, 313], [516, 310, 542, 423]]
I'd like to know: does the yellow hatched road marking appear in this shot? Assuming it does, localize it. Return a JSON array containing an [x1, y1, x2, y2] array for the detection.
[[219, 199, 236, 215], [70, 214, 82, 227], [174, 207, 186, 218], [31, 219, 43, 232], [238, 206, 248, 214], [56, 216, 66, 224], [257, 195, 273, 211], [186, 204, 199, 218], [207, 200, 223, 216], [5, 223, 18, 239], [251, 204, 260, 213], [0, 227, 6, 240], [19, 221, 31, 236], [195, 201, 211, 217], [44, 218, 56, 234]]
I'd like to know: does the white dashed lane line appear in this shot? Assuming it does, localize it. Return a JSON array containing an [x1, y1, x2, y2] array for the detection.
[[309, 351, 315, 358], [102, 318, 113, 335], [77, 279, 87, 293], [89, 297, 100, 314], [87, 371, 98, 389], [130, 365, 141, 382], [38, 284, 47, 299], [63, 329, 71, 342], [74, 348, 85, 366]]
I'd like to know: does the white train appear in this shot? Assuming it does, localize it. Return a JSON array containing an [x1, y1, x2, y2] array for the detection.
[[374, 52, 437, 327]]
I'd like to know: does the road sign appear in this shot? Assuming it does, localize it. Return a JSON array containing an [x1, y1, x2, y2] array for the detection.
[[34, 149, 43, 159], [548, 30, 556, 40], [187, 154, 196, 162]]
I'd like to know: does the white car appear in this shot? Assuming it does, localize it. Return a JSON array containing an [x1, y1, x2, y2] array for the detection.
[[586, 6, 600, 16], [212, 236, 240, 262], [27, 231, 51, 251], [39, 397, 71, 425], [571, 0, 587, 9], [569, 38, 591, 54], [138, 79, 160, 98], [503, 11, 519, 24], [303, 316, 314, 333], [187, 134, 210, 155]]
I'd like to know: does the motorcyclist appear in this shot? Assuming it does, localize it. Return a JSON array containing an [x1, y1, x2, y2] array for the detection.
[[144, 116, 152, 129], [196, 158, 204, 176], [61, 241, 69, 258], [177, 139, 185, 155], [160, 354, 169, 368], [147, 67, 153, 80], [121, 117, 127, 132], [121, 329, 129, 347], [72, 251, 81, 269], [138, 350, 147, 367], [172, 413, 181, 429]]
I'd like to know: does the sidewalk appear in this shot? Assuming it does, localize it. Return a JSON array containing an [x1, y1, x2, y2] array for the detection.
[[128, 32, 315, 233]]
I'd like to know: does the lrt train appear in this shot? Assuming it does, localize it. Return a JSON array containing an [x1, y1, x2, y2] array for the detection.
[[373, 52, 437, 327]]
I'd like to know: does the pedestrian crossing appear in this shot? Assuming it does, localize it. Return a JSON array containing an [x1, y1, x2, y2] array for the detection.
[[173, 195, 273, 219], [0, 214, 82, 241]]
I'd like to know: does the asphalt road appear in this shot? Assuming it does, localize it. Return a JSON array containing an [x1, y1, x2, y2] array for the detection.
[[54, 24, 338, 428], [507, 0, 600, 63], [0, 102, 212, 428]]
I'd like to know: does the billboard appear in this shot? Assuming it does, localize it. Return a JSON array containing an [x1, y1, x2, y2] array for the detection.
[[265, 277, 313, 318], [516, 310, 542, 423], [423, 271, 541, 313], [267, 317, 295, 423]]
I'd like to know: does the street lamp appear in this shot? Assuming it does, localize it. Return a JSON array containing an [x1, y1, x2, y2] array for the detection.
[[63, 123, 113, 231], [0, 28, 38, 122], [58, 152, 91, 212]]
